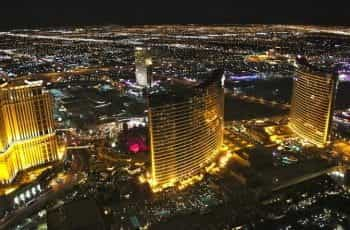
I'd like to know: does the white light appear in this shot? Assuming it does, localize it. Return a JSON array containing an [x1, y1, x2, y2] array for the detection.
[[26, 190, 31, 199], [24, 79, 43, 86], [20, 193, 25, 201], [32, 187, 37, 195], [14, 197, 20, 205], [221, 74, 225, 88]]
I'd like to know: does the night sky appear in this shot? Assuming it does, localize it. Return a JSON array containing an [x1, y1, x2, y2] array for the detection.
[[1, 1, 349, 30]]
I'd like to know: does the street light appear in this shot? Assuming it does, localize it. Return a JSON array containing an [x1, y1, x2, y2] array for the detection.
[[32, 187, 36, 196], [14, 197, 20, 205], [26, 190, 31, 199], [20, 193, 25, 202]]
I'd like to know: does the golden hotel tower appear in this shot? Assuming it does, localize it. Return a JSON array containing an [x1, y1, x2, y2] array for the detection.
[[290, 60, 338, 147], [0, 80, 59, 184], [148, 70, 224, 190]]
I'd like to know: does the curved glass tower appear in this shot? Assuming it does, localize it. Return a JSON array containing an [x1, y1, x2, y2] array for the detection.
[[289, 66, 338, 147], [148, 70, 224, 190]]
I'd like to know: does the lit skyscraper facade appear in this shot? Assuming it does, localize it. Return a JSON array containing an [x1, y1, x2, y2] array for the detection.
[[148, 70, 224, 190], [135, 47, 152, 87], [289, 63, 338, 147], [0, 80, 59, 184]]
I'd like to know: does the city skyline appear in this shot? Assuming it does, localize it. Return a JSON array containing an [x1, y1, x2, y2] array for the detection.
[[0, 17, 349, 229]]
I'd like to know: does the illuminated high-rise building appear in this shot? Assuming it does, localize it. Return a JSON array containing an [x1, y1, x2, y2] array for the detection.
[[135, 47, 152, 87], [148, 70, 224, 190], [0, 80, 59, 184], [289, 58, 338, 147]]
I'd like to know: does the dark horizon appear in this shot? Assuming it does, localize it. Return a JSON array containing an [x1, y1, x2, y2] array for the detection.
[[1, 1, 350, 30]]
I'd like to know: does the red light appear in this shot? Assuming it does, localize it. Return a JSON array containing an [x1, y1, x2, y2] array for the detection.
[[129, 143, 140, 153]]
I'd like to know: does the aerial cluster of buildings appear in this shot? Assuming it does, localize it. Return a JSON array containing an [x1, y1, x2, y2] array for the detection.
[[0, 48, 342, 193], [137, 50, 341, 191], [0, 25, 349, 229]]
